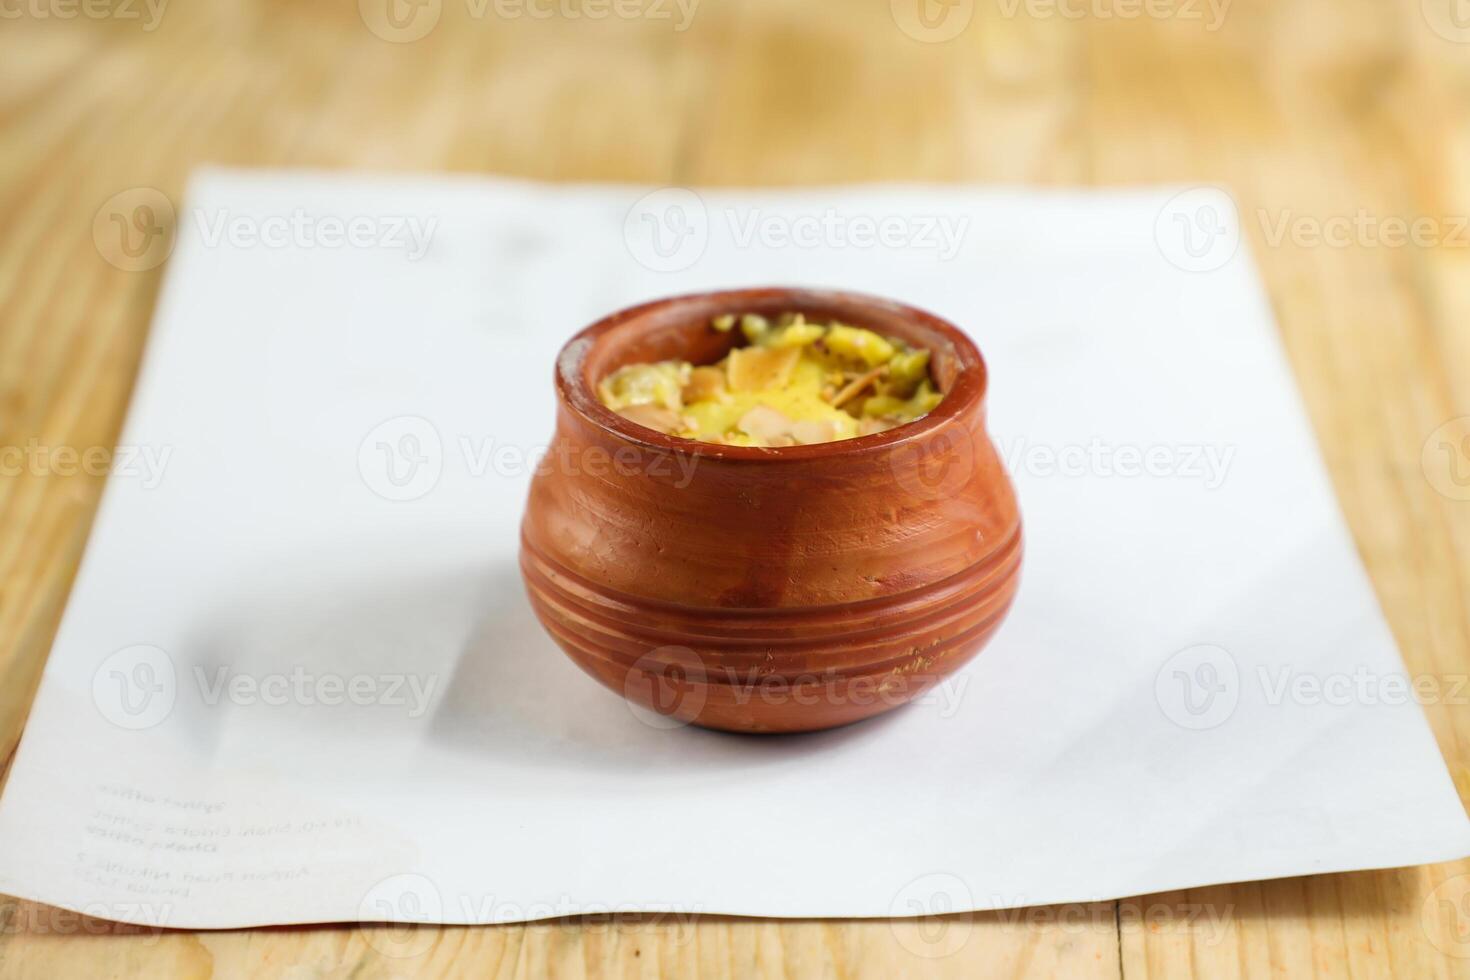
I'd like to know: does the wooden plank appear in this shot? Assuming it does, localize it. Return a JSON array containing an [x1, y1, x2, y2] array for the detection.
[[1085, 3, 1470, 977]]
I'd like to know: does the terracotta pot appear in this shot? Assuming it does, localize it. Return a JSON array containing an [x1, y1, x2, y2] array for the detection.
[[520, 288, 1022, 734]]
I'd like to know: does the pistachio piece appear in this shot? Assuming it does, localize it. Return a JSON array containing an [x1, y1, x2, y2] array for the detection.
[[765, 322, 826, 348], [739, 313, 771, 344], [861, 395, 907, 418], [825, 323, 896, 367], [908, 380, 943, 415], [598, 361, 690, 411], [885, 349, 931, 397]]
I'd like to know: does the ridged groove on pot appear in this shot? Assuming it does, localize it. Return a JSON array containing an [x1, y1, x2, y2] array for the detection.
[[527, 556, 1021, 733], [521, 522, 1021, 677]]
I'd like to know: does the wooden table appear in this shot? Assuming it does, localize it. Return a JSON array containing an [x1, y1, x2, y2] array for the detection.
[[3, 0, 1470, 975]]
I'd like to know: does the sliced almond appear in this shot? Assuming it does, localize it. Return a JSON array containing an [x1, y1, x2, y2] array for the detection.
[[617, 403, 684, 435], [683, 365, 727, 403], [858, 416, 900, 436], [828, 365, 887, 409], [791, 419, 838, 445], [726, 345, 800, 392], [737, 405, 795, 443]]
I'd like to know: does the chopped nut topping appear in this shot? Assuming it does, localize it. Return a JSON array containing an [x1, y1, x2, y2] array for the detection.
[[885, 349, 931, 397], [737, 405, 795, 443], [791, 419, 838, 445], [599, 361, 689, 412], [739, 313, 770, 344], [828, 365, 887, 409], [825, 323, 896, 367], [683, 365, 728, 403], [598, 312, 943, 447], [727, 345, 801, 392], [617, 403, 685, 435], [858, 416, 899, 436]]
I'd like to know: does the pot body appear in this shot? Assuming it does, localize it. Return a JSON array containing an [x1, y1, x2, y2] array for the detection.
[[520, 289, 1022, 733]]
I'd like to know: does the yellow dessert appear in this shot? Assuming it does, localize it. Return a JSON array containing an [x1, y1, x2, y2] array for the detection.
[[597, 313, 944, 447]]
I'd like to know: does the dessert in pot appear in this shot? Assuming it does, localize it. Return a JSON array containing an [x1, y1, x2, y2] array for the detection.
[[521, 288, 1023, 734], [596, 313, 943, 447]]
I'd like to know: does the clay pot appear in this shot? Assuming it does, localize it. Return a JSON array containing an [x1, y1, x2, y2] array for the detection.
[[520, 288, 1022, 734]]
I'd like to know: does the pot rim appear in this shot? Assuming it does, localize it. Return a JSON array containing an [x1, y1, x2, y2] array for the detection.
[[555, 286, 989, 461]]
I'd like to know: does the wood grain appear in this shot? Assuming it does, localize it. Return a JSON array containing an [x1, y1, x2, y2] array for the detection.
[[2, 0, 1469, 975]]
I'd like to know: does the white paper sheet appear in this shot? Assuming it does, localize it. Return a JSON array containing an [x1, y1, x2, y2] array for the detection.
[[0, 172, 1464, 929]]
